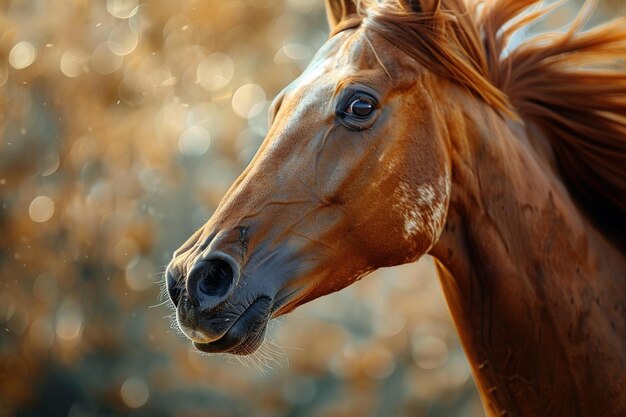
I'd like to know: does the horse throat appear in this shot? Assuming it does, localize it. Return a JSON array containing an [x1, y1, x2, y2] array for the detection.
[[428, 95, 626, 417]]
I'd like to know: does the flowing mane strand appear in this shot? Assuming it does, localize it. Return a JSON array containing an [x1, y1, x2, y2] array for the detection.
[[361, 0, 626, 244]]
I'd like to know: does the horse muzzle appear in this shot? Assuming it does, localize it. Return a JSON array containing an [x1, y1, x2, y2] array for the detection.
[[190, 296, 273, 355], [165, 247, 275, 355]]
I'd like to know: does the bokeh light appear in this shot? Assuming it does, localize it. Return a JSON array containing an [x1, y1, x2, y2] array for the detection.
[[232, 83, 267, 119], [178, 126, 212, 156], [120, 376, 150, 408], [55, 299, 84, 342], [60, 48, 89, 78], [2, 0, 620, 416], [108, 24, 139, 56], [197, 52, 235, 91], [107, 0, 139, 19], [28, 196, 55, 223], [91, 43, 124, 74], [9, 41, 36, 70]]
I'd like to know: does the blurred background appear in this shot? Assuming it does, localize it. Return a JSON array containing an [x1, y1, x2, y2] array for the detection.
[[1, 0, 624, 416]]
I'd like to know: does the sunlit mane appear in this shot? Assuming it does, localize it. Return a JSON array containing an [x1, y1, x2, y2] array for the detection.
[[350, 0, 626, 243]]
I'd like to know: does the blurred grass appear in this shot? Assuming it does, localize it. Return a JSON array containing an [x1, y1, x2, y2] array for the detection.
[[1, 0, 624, 416]]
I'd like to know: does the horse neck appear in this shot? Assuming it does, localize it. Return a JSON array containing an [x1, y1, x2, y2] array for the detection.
[[428, 91, 626, 417]]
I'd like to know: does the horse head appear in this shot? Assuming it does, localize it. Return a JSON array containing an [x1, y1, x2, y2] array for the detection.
[[165, 0, 452, 355]]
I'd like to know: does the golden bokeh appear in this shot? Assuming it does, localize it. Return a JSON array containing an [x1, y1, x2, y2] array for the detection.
[[1, 0, 624, 416]]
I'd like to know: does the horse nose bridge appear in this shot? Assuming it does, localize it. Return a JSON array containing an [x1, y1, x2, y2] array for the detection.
[[201, 222, 244, 250]]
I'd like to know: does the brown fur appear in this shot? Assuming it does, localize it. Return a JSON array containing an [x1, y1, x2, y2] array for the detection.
[[167, 1, 626, 415], [359, 0, 626, 246]]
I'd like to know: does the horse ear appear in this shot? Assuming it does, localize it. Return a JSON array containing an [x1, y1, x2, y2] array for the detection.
[[325, 0, 358, 30]]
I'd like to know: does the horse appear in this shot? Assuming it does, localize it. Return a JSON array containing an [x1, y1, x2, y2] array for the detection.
[[165, 0, 626, 415]]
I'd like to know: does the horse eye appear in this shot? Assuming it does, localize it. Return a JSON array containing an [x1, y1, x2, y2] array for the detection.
[[347, 98, 374, 117], [335, 90, 378, 130]]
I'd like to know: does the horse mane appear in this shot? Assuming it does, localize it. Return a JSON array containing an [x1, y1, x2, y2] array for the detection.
[[362, 0, 626, 244]]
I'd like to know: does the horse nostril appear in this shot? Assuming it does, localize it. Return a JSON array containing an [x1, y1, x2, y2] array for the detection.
[[198, 259, 233, 297], [187, 257, 238, 309], [166, 268, 182, 307]]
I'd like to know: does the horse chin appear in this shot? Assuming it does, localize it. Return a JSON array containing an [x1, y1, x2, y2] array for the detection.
[[189, 296, 273, 356]]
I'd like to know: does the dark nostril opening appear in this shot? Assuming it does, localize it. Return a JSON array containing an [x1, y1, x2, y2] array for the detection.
[[187, 257, 237, 308], [197, 259, 233, 298], [166, 268, 182, 307]]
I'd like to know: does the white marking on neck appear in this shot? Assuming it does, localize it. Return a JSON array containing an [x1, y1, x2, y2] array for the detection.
[[395, 168, 451, 251]]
